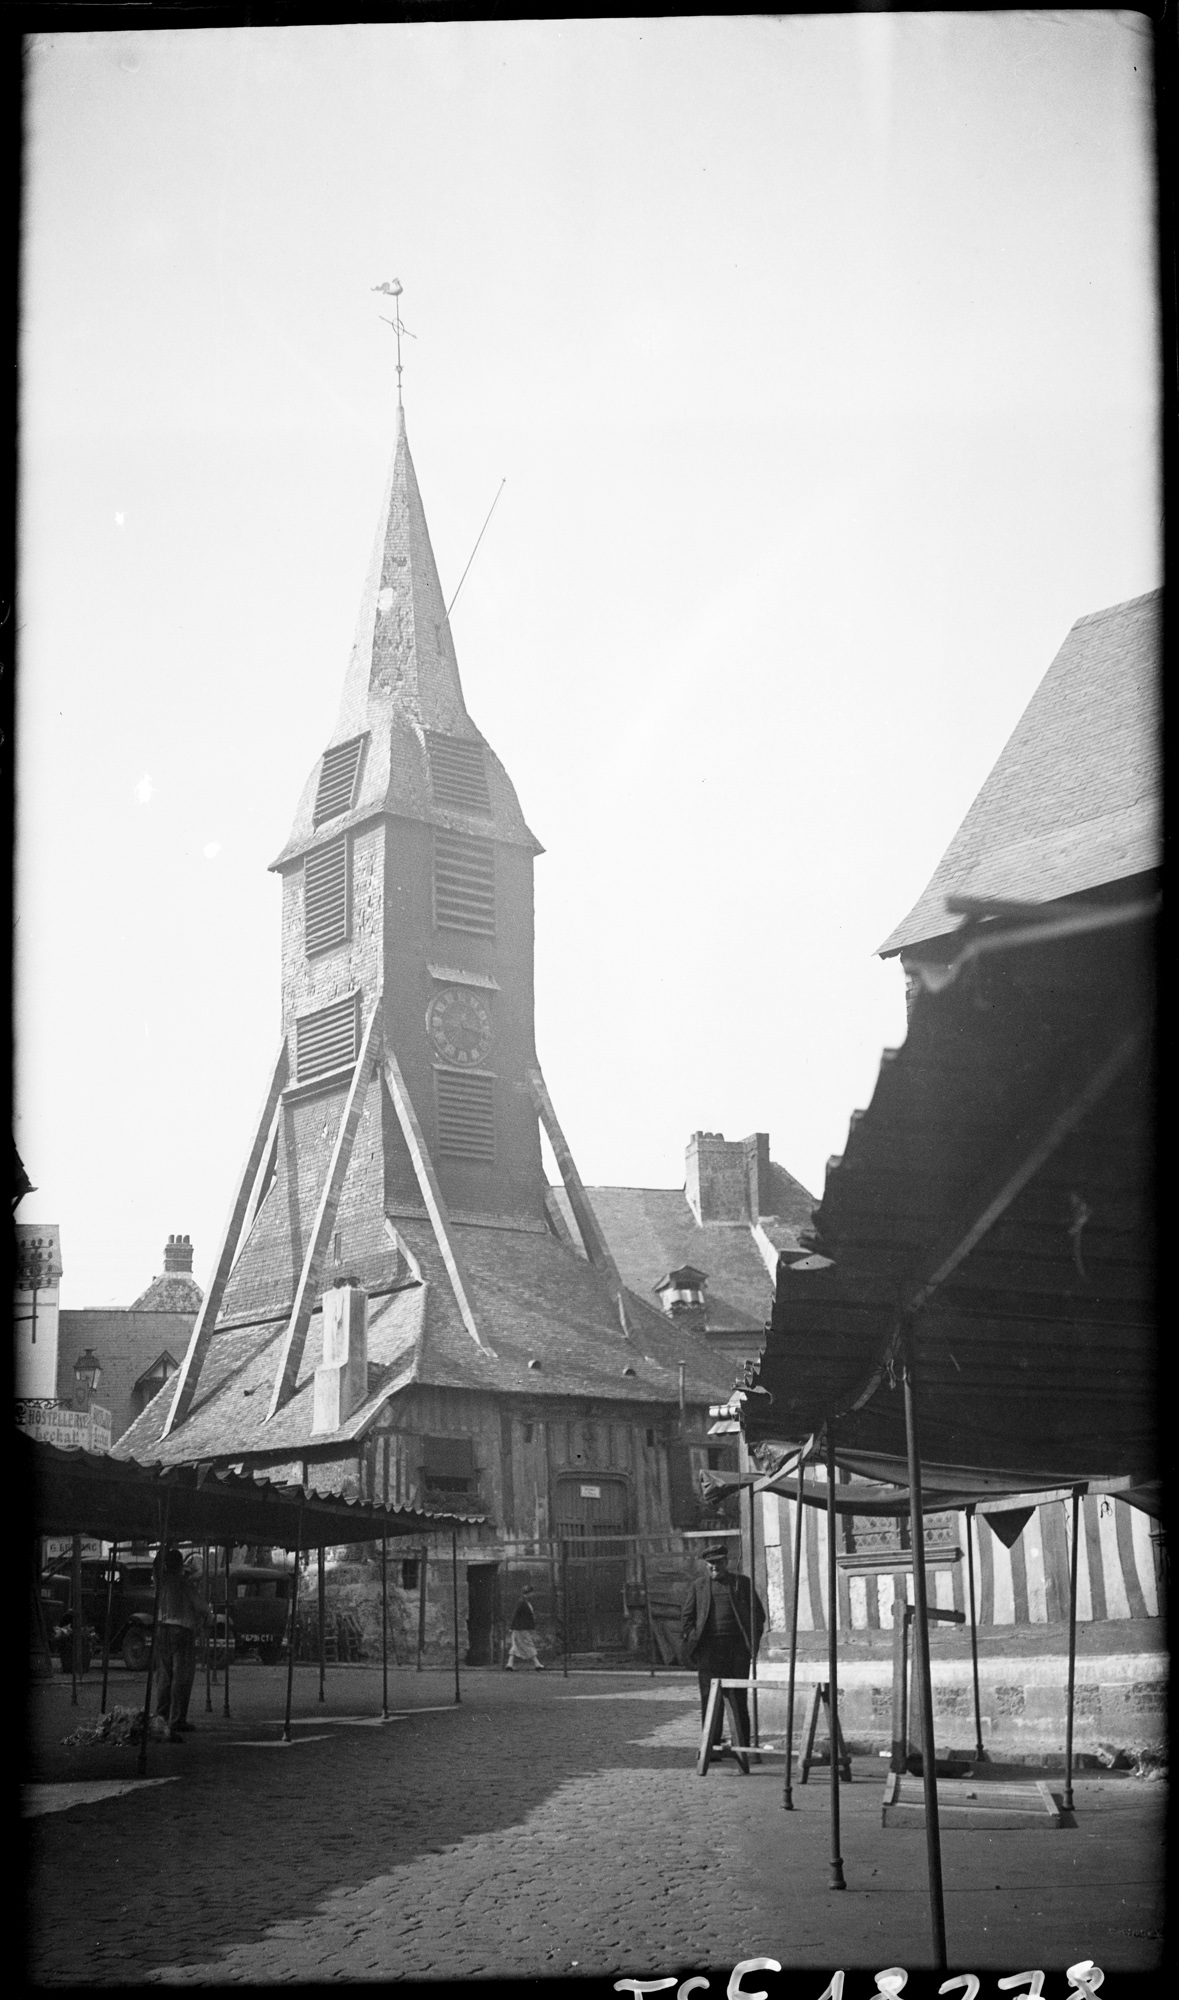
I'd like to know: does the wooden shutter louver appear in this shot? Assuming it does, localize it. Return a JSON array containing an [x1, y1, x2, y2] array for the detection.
[[295, 993, 360, 1083], [436, 1069, 495, 1161], [313, 736, 365, 825], [433, 831, 496, 936], [304, 838, 349, 955], [425, 732, 492, 813]]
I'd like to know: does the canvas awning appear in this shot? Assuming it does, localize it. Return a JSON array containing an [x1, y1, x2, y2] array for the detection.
[[698, 1464, 1161, 1519], [747, 897, 1156, 1481], [26, 1434, 485, 1549]]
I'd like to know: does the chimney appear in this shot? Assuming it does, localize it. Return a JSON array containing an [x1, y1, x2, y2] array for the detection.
[[164, 1234, 194, 1274], [685, 1132, 754, 1224], [312, 1279, 369, 1435], [743, 1132, 771, 1218]]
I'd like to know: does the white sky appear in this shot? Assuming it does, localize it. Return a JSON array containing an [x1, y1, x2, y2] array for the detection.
[[16, 14, 1160, 1308]]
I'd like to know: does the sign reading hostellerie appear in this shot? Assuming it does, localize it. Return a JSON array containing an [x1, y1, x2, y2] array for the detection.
[[17, 1403, 112, 1453]]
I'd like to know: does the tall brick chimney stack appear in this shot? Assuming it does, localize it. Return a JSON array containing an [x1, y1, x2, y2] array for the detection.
[[685, 1132, 771, 1224], [164, 1234, 194, 1273]]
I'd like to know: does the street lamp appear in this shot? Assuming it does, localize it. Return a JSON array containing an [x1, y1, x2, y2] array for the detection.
[[73, 1349, 102, 1409]]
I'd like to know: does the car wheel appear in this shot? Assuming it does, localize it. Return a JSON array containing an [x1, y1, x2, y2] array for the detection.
[[257, 1642, 282, 1666], [123, 1627, 149, 1671]]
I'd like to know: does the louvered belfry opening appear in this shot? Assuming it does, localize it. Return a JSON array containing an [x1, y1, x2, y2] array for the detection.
[[313, 736, 366, 825], [304, 837, 349, 955], [435, 1069, 495, 1161], [425, 731, 492, 813], [433, 830, 496, 935], [295, 992, 360, 1083]]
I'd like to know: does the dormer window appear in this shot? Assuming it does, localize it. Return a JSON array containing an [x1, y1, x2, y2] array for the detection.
[[654, 1265, 708, 1316]]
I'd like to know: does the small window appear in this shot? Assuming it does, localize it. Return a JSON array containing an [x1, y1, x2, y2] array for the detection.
[[435, 1070, 495, 1162], [433, 830, 495, 936], [304, 837, 350, 956], [645, 1428, 656, 1447], [523, 1424, 534, 1444], [422, 1434, 476, 1494], [706, 1448, 725, 1471], [400, 1559, 420, 1591], [313, 736, 365, 825], [425, 732, 491, 813], [294, 993, 360, 1083]]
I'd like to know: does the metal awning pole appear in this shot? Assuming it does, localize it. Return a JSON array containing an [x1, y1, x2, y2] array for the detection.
[[747, 1479, 760, 1746], [137, 1493, 170, 1778], [641, 1548, 656, 1676], [965, 1506, 984, 1762], [825, 1426, 846, 1889], [281, 1503, 304, 1743], [318, 1544, 326, 1704], [100, 1539, 118, 1713], [381, 1531, 390, 1719], [562, 1540, 570, 1678], [416, 1542, 427, 1671], [1063, 1488, 1081, 1813], [223, 1545, 232, 1717], [902, 1338, 947, 1970], [783, 1456, 805, 1810], [451, 1527, 461, 1704], [204, 1545, 214, 1710], [70, 1533, 82, 1706]]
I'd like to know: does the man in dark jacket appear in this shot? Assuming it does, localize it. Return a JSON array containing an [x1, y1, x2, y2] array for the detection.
[[680, 1543, 766, 1752]]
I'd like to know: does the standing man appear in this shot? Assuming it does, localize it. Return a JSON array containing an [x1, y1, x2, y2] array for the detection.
[[154, 1548, 210, 1740], [504, 1580, 544, 1670], [680, 1542, 766, 1755]]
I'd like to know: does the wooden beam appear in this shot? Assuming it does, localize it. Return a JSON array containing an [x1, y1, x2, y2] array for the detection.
[[527, 1066, 624, 1290], [264, 995, 386, 1422], [381, 1045, 494, 1358], [160, 1040, 290, 1438]]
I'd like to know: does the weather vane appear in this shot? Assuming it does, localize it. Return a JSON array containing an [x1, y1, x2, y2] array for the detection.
[[372, 278, 415, 406]]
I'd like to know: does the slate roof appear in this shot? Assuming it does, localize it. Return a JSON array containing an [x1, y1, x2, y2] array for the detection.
[[271, 406, 540, 871], [129, 1271, 204, 1313], [879, 589, 1161, 958], [112, 1219, 738, 1469], [545, 1169, 815, 1332], [58, 1309, 199, 1445]]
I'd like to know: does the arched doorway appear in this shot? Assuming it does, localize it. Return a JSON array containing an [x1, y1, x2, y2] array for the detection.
[[554, 1475, 630, 1652]]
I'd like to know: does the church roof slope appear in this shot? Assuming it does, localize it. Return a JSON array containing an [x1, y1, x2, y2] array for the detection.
[[111, 1225, 736, 1468], [878, 589, 1161, 958]]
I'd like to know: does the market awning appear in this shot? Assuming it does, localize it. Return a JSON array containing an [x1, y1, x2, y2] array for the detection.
[[698, 1464, 1161, 1519], [26, 1435, 485, 1549], [747, 898, 1156, 1480]]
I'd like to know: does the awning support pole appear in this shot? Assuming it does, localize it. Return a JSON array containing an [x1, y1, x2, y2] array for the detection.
[[562, 1540, 570, 1678], [204, 1545, 214, 1709], [317, 1545, 326, 1704], [966, 1506, 985, 1762], [71, 1533, 82, 1706], [381, 1532, 390, 1719], [641, 1549, 656, 1676], [747, 1478, 760, 1746], [902, 1340, 947, 1969], [137, 1493, 170, 1778], [281, 1503, 304, 1743], [451, 1527, 461, 1704], [783, 1457, 805, 1811], [100, 1538, 118, 1713], [825, 1426, 846, 1889], [1063, 1487, 1081, 1813], [223, 1546, 233, 1717], [416, 1542, 427, 1671]]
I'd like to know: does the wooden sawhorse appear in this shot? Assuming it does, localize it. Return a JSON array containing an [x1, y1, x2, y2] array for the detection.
[[696, 1679, 787, 1776], [798, 1681, 852, 1784]]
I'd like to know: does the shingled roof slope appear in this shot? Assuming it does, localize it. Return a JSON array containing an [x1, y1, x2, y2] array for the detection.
[[129, 1272, 204, 1313], [879, 589, 1161, 958], [112, 1224, 736, 1468], [545, 1174, 813, 1330]]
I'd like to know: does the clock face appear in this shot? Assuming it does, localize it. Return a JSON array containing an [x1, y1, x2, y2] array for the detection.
[[426, 987, 492, 1066]]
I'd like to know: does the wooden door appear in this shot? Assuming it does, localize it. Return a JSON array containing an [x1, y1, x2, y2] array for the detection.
[[554, 1475, 629, 1651]]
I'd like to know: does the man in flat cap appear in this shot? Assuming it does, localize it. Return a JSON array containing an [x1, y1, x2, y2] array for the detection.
[[680, 1542, 766, 1757]]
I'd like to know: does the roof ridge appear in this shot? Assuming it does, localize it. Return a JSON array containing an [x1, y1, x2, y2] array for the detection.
[[1071, 585, 1161, 627]]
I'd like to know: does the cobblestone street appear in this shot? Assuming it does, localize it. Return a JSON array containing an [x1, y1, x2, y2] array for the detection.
[[25, 1664, 1165, 1987]]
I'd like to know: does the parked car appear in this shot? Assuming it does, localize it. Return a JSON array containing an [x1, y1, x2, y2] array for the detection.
[[211, 1566, 294, 1665], [42, 1555, 230, 1671], [38, 1574, 96, 1674]]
